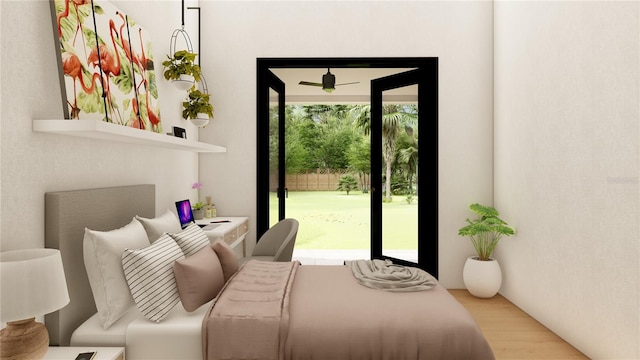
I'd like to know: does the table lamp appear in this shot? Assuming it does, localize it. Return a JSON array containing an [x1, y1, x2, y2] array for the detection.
[[1, 248, 70, 360]]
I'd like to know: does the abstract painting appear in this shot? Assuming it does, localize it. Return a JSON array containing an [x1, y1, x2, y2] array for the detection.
[[51, 0, 163, 133]]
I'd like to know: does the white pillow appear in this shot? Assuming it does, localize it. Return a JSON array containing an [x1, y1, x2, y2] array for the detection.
[[122, 234, 185, 322], [135, 209, 182, 243], [168, 222, 210, 257], [83, 218, 150, 329]]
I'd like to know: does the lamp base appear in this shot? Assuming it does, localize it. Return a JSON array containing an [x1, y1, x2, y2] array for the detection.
[[0, 318, 49, 360]]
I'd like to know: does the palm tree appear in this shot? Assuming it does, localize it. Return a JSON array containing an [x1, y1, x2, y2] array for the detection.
[[398, 139, 418, 195], [351, 104, 417, 202]]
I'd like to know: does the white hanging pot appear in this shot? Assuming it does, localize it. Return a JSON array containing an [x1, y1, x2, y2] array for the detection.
[[463, 256, 502, 298], [172, 74, 195, 91], [189, 113, 210, 127]]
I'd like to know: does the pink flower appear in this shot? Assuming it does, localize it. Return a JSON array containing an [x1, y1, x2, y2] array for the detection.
[[192, 182, 203, 190]]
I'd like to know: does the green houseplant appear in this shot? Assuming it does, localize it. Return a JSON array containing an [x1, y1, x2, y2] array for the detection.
[[162, 50, 201, 81], [458, 203, 514, 298], [182, 89, 214, 126], [192, 201, 205, 220], [458, 203, 515, 261], [192, 201, 205, 210]]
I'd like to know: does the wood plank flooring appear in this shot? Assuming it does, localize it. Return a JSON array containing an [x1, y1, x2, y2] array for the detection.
[[449, 290, 590, 359]]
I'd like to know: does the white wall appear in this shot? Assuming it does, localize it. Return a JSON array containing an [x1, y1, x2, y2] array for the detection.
[[0, 0, 204, 251], [4, 0, 637, 358], [197, 0, 495, 287], [494, 1, 639, 359], [1, 0, 496, 284]]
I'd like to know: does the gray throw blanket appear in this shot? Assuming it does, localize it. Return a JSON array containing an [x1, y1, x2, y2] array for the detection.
[[345, 259, 437, 292]]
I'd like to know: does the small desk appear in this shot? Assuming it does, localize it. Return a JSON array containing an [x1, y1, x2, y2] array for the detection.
[[45, 346, 124, 360], [196, 216, 249, 256]]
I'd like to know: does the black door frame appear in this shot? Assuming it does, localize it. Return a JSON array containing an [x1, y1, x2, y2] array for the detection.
[[256, 57, 438, 277], [256, 68, 285, 236]]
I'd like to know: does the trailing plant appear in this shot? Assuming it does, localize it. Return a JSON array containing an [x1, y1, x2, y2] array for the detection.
[[182, 89, 214, 120], [162, 50, 202, 82], [458, 203, 515, 261]]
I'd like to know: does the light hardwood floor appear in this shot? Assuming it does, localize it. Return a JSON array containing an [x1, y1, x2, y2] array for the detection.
[[449, 290, 589, 360]]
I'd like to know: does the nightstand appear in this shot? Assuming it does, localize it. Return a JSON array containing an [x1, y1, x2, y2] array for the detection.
[[45, 346, 124, 360]]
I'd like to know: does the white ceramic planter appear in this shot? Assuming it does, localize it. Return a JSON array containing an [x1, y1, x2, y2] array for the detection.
[[189, 113, 210, 128], [172, 74, 195, 91], [463, 256, 502, 298]]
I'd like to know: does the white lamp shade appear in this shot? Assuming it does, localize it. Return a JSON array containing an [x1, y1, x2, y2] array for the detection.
[[1, 248, 70, 322]]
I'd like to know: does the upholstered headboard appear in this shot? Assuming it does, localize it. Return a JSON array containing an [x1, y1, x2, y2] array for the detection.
[[44, 185, 155, 346]]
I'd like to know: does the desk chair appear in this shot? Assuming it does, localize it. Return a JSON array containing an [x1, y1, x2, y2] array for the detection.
[[238, 218, 299, 265]]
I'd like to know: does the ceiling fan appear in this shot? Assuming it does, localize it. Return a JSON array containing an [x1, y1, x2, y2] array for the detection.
[[298, 68, 360, 93]]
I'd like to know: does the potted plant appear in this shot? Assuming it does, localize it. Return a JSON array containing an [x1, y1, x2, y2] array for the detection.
[[162, 50, 202, 91], [182, 89, 214, 127], [458, 203, 515, 298], [192, 201, 206, 220]]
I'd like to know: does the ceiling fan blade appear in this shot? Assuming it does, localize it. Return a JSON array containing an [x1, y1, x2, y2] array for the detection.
[[335, 81, 360, 86], [299, 81, 323, 87]]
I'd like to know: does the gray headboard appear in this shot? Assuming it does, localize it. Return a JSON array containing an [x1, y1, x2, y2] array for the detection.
[[44, 184, 155, 346]]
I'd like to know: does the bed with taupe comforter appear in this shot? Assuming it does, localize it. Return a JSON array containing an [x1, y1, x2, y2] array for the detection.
[[45, 185, 492, 360], [203, 260, 495, 360]]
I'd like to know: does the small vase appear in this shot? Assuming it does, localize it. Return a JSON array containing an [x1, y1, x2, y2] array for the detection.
[[463, 256, 502, 298], [192, 208, 204, 220]]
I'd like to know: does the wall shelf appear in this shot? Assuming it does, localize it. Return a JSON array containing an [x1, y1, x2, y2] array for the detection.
[[33, 119, 226, 153]]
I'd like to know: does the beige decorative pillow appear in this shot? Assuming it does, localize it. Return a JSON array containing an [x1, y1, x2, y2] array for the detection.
[[136, 209, 182, 243], [173, 246, 225, 312], [168, 222, 210, 257], [211, 240, 239, 282], [122, 234, 185, 322], [83, 218, 150, 329]]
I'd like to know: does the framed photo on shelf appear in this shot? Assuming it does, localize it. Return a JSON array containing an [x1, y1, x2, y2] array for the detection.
[[173, 126, 186, 139]]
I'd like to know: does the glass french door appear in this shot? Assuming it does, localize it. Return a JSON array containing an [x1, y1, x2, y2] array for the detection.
[[257, 67, 285, 236], [370, 64, 438, 276], [258, 58, 438, 274]]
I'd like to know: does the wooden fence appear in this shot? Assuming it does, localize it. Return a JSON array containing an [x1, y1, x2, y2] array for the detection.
[[285, 169, 369, 191]]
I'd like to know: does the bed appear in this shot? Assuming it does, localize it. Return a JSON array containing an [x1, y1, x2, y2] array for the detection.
[[44, 185, 495, 360]]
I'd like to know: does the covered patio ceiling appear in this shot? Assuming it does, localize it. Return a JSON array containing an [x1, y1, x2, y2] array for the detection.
[[270, 68, 417, 104]]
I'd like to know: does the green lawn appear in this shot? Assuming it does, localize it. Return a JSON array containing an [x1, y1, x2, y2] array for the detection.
[[270, 191, 418, 250]]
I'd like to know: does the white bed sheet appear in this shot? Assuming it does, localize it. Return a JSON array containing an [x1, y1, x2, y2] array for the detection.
[[71, 301, 211, 360]]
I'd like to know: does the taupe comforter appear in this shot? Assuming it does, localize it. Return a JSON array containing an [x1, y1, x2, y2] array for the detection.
[[202, 260, 495, 360]]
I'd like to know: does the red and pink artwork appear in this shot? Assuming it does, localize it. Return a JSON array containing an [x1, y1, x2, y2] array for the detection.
[[51, 0, 162, 133]]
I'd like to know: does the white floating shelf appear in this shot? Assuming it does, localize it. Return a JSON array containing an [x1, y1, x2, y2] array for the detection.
[[33, 119, 226, 153]]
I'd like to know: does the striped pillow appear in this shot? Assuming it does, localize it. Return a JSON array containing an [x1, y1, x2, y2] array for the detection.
[[122, 234, 185, 322], [168, 222, 210, 257]]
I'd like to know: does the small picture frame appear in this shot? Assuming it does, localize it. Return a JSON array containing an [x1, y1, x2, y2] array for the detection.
[[173, 126, 186, 139], [75, 352, 96, 360]]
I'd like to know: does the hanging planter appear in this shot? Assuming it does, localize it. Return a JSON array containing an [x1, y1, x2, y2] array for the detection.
[[162, 26, 201, 90], [172, 74, 196, 91], [167, 7, 212, 128], [168, 70, 196, 91], [162, 49, 201, 90], [190, 115, 210, 128], [182, 80, 213, 128]]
